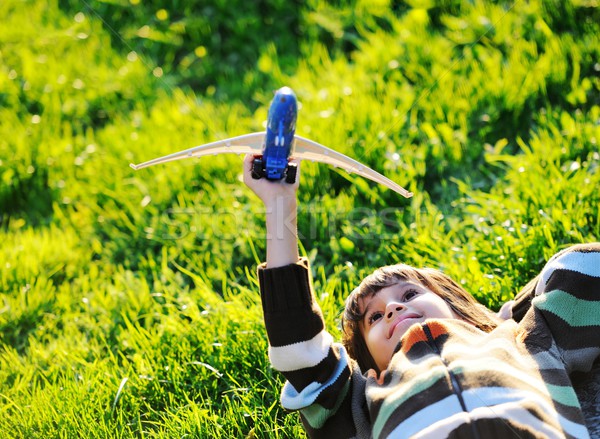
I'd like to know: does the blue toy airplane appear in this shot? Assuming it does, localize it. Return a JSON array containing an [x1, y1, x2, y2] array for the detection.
[[130, 87, 413, 198]]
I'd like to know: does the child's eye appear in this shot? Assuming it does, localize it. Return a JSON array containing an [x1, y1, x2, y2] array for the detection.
[[403, 289, 419, 301], [368, 311, 383, 325]]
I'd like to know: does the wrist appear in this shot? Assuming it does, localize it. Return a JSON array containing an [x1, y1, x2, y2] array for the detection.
[[265, 198, 298, 236], [263, 194, 297, 212]]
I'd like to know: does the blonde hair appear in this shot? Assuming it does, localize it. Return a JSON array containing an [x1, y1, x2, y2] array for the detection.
[[342, 264, 501, 373]]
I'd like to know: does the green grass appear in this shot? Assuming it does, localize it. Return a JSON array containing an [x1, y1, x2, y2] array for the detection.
[[1, 0, 599, 437]]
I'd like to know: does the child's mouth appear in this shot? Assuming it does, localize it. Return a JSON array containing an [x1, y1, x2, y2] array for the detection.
[[389, 314, 421, 338]]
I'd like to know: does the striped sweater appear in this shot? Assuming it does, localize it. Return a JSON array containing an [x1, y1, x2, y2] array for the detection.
[[257, 243, 600, 438]]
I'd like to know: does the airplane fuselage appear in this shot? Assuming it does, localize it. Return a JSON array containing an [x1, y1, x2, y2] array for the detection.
[[261, 86, 298, 180]]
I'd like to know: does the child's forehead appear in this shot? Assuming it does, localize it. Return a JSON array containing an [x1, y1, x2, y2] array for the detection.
[[358, 279, 424, 310]]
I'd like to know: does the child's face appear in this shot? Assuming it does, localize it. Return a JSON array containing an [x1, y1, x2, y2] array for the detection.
[[359, 280, 459, 371]]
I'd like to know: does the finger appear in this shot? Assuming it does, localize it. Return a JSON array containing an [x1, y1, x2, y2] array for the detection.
[[243, 154, 255, 169], [243, 154, 255, 185]]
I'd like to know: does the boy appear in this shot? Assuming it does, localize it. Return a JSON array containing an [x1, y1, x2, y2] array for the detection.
[[244, 155, 600, 438]]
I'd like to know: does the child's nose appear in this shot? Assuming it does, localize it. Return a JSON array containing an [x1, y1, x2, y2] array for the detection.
[[385, 302, 405, 320]]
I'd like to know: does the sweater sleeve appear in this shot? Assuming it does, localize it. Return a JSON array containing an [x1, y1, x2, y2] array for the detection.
[[258, 258, 369, 438], [529, 243, 600, 373], [511, 275, 539, 322]]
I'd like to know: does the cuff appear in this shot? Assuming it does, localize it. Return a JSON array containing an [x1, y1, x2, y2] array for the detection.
[[257, 258, 325, 347], [258, 258, 314, 314]]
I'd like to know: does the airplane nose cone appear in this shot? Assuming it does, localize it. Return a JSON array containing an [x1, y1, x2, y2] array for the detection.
[[276, 86, 296, 98]]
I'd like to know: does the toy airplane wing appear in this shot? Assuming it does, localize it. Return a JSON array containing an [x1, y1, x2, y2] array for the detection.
[[293, 135, 413, 198], [129, 131, 412, 198], [129, 132, 266, 170]]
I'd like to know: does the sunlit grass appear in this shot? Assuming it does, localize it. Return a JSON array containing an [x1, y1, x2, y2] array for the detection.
[[1, 0, 598, 437]]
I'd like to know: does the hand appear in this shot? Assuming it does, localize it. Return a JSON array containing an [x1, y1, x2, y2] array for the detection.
[[243, 155, 300, 208], [496, 300, 514, 320]]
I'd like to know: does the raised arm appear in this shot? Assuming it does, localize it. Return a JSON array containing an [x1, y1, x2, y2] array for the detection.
[[243, 155, 369, 438], [243, 154, 300, 268]]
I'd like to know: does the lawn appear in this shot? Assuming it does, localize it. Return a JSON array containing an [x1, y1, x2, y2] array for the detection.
[[0, 0, 598, 437]]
